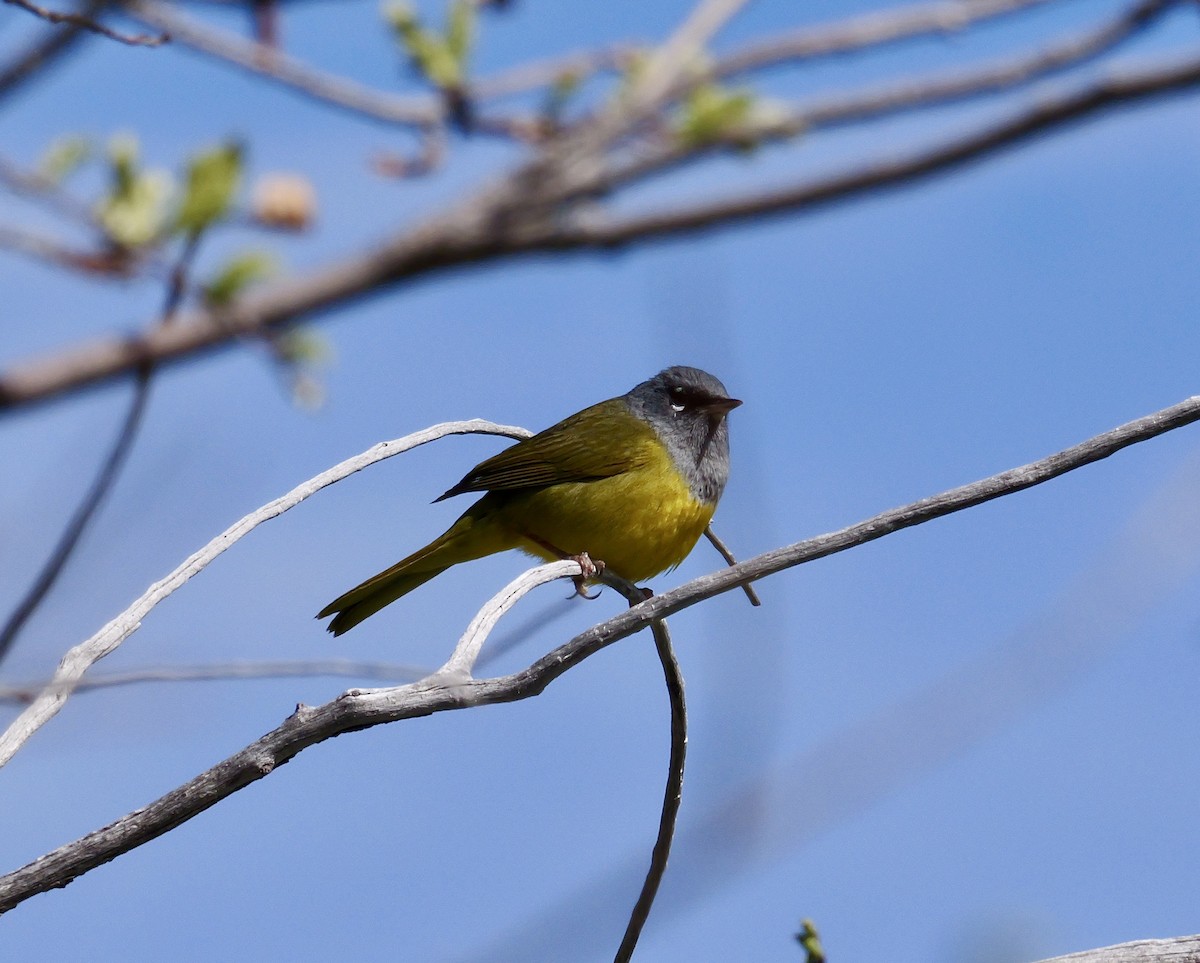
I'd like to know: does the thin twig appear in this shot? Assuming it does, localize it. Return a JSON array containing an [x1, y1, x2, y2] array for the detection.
[[703, 524, 760, 606], [120, 0, 439, 128], [0, 223, 130, 275], [0, 420, 532, 769], [0, 1, 98, 99], [4, 50, 1198, 413], [0, 372, 150, 663], [1, 394, 1198, 911], [562, 54, 1200, 247], [604, 568, 687, 963], [607, 0, 1181, 193], [711, 0, 1055, 81], [0, 660, 432, 703], [469, 43, 637, 100], [3, 0, 166, 46], [0, 233, 203, 664]]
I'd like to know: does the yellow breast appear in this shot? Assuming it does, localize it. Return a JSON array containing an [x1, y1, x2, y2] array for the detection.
[[496, 435, 715, 584]]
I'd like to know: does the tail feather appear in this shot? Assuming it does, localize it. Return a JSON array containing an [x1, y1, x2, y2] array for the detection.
[[318, 499, 513, 634], [322, 566, 448, 636]]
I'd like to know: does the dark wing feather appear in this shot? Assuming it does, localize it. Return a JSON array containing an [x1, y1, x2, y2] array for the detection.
[[436, 399, 653, 500]]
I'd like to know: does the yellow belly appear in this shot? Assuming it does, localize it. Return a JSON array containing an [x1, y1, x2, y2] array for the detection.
[[493, 445, 714, 583]]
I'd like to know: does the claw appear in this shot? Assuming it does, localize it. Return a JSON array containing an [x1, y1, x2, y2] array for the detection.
[[568, 553, 603, 600]]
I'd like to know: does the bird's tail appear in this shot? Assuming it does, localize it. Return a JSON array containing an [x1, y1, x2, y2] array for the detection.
[[319, 563, 448, 636], [318, 503, 512, 635]]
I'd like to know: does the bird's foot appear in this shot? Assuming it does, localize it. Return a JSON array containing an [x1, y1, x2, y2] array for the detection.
[[569, 553, 604, 600]]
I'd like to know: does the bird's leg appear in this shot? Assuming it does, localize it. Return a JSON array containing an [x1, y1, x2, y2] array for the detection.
[[522, 532, 605, 599]]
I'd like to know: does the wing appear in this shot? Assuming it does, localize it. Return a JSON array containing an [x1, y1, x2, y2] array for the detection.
[[436, 399, 655, 500]]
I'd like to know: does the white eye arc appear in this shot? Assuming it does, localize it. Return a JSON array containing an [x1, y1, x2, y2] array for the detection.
[[670, 401, 686, 413]]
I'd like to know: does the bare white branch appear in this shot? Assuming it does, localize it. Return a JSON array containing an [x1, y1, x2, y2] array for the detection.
[[437, 559, 583, 680], [0, 419, 531, 769]]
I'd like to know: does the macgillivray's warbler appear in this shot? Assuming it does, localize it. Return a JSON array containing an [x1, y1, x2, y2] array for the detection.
[[318, 366, 740, 635]]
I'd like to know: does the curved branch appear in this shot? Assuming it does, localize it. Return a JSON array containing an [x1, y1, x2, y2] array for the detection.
[[0, 393, 1197, 913], [556, 54, 1200, 247], [3, 52, 1199, 413], [615, 617, 686, 963], [119, 0, 440, 127], [0, 419, 532, 769]]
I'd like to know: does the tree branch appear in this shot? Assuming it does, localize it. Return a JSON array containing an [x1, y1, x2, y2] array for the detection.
[[0, 1, 97, 99], [3, 0, 165, 46], [559, 53, 1200, 247], [5, 50, 1199, 413], [119, 0, 440, 127], [615, 616, 686, 963], [1035, 934, 1200, 962], [1, 394, 1198, 913], [711, 0, 1057, 81], [0, 372, 150, 663], [0, 419, 531, 769], [0, 660, 432, 702]]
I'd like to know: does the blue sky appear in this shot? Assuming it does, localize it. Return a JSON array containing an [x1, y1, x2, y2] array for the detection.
[[2, 1, 1200, 960]]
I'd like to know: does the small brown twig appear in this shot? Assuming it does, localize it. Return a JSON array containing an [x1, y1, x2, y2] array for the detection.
[[3, 0, 166, 46], [0, 1, 98, 100], [704, 524, 761, 606]]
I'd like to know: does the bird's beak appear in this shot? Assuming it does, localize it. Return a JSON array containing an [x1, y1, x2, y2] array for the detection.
[[703, 396, 742, 416]]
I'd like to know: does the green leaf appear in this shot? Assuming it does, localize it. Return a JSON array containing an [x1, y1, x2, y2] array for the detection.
[[794, 919, 825, 963], [384, 0, 466, 89], [445, 0, 475, 63], [96, 134, 173, 248], [675, 83, 755, 148], [175, 141, 244, 236], [38, 135, 92, 184], [202, 250, 278, 307], [275, 327, 332, 366]]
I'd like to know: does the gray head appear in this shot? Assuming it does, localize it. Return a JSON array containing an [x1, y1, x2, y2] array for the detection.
[[623, 366, 740, 504]]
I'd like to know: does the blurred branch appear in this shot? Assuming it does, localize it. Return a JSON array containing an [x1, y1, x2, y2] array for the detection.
[[1035, 934, 1200, 962], [0, 660, 432, 703], [710, 0, 1057, 81], [0, 420, 532, 770], [468, 43, 636, 100], [0, 222, 131, 275], [467, 0, 1058, 102], [2, 394, 1199, 911], [0, 154, 100, 227], [0, 231, 202, 663], [0, 373, 149, 663], [795, 0, 1179, 127], [607, 0, 1183, 191], [120, 0, 441, 127], [5, 49, 1199, 413], [566, 53, 1200, 245], [0, 1, 97, 99], [3, 0, 166, 46]]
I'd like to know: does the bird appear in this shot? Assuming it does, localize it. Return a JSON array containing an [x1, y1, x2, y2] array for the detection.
[[318, 366, 740, 635]]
